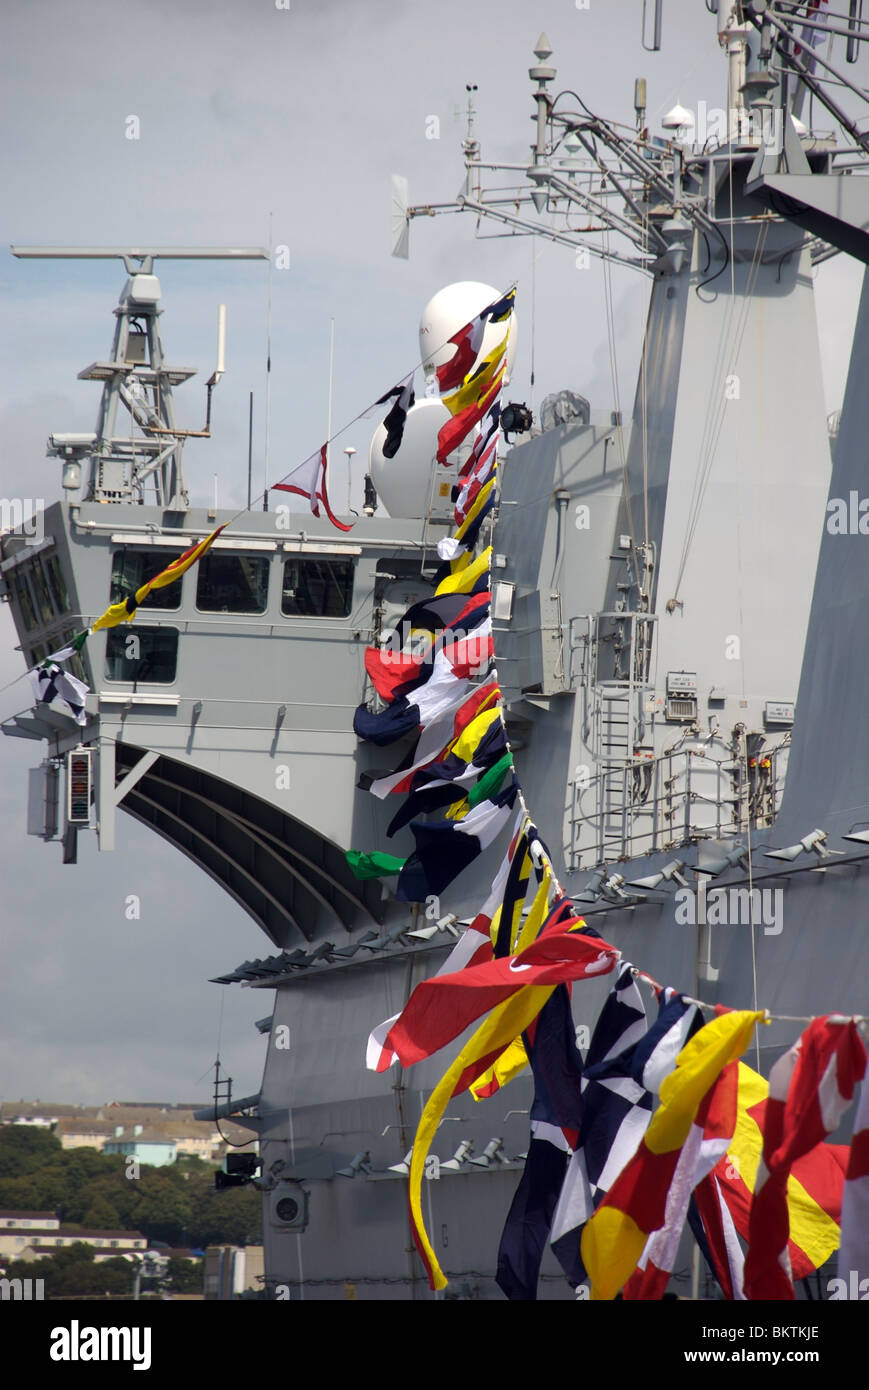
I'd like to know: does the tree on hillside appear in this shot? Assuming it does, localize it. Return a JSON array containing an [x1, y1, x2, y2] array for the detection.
[[188, 1180, 262, 1247], [0, 1175, 52, 1211], [4, 1242, 133, 1297], [0, 1126, 61, 1176], [0, 1135, 262, 1247], [123, 1171, 194, 1245], [167, 1255, 203, 1293], [80, 1195, 122, 1231], [58, 1147, 117, 1188]]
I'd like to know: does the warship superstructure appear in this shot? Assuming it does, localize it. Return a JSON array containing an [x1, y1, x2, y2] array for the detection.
[[3, 1, 869, 1298]]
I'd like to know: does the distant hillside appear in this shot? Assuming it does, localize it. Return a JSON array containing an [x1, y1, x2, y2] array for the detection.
[[0, 1126, 261, 1247]]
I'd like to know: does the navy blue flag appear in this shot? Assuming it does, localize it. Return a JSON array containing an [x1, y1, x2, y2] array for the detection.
[[376, 374, 415, 459], [352, 593, 491, 748], [496, 985, 584, 1300], [393, 779, 518, 902], [385, 720, 509, 836], [399, 590, 489, 636], [549, 971, 701, 1287], [353, 696, 420, 746]]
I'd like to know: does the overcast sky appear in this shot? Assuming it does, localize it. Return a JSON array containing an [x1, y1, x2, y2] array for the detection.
[[0, 0, 864, 1106]]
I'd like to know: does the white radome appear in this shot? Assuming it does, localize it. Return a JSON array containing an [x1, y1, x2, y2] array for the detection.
[[419, 281, 517, 387], [370, 283, 517, 518], [370, 397, 452, 519]]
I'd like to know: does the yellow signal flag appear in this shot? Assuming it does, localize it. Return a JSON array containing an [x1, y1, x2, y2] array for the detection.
[[92, 524, 226, 631]]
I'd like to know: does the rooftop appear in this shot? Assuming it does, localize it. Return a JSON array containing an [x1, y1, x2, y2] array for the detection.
[[4, 1106, 253, 1148], [3, 1226, 146, 1241], [0, 1210, 57, 1221]]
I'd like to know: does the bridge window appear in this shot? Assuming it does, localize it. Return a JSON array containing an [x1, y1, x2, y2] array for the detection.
[[29, 562, 55, 627], [110, 549, 184, 612], [281, 558, 354, 617], [104, 626, 179, 684], [56, 628, 89, 685], [44, 553, 70, 616], [11, 573, 38, 631], [196, 553, 270, 614], [8, 555, 73, 630]]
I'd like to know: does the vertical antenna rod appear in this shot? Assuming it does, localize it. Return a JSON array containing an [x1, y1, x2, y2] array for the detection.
[[327, 316, 335, 481], [247, 390, 254, 510], [263, 213, 274, 510], [216, 303, 226, 376]]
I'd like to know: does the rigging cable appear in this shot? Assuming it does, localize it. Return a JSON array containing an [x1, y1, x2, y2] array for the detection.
[[639, 186, 651, 576], [742, 728, 762, 1071], [694, 217, 731, 294], [727, 122, 761, 1046], [530, 237, 537, 415], [263, 211, 274, 511]]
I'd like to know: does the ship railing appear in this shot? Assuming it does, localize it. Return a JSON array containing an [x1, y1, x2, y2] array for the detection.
[[566, 740, 789, 871]]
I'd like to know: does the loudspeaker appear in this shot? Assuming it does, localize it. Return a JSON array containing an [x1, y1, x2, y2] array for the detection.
[[269, 1180, 309, 1232]]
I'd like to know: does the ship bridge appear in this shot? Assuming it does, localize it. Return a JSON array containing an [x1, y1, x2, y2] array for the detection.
[[1, 495, 450, 948], [0, 248, 455, 952]]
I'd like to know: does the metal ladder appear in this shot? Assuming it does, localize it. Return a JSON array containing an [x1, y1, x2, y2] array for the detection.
[[565, 611, 659, 867], [596, 682, 633, 849]]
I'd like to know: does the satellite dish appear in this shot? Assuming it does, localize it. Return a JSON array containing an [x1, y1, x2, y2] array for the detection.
[[419, 281, 518, 389], [370, 397, 453, 519]]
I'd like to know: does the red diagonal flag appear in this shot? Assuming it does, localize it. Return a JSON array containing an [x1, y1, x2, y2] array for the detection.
[[273, 444, 354, 531], [745, 1016, 867, 1300], [839, 1070, 869, 1292], [434, 287, 516, 394], [436, 368, 504, 466], [381, 904, 618, 1069]]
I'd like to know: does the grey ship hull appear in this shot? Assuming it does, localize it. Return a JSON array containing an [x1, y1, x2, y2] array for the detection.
[[248, 195, 867, 1296]]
